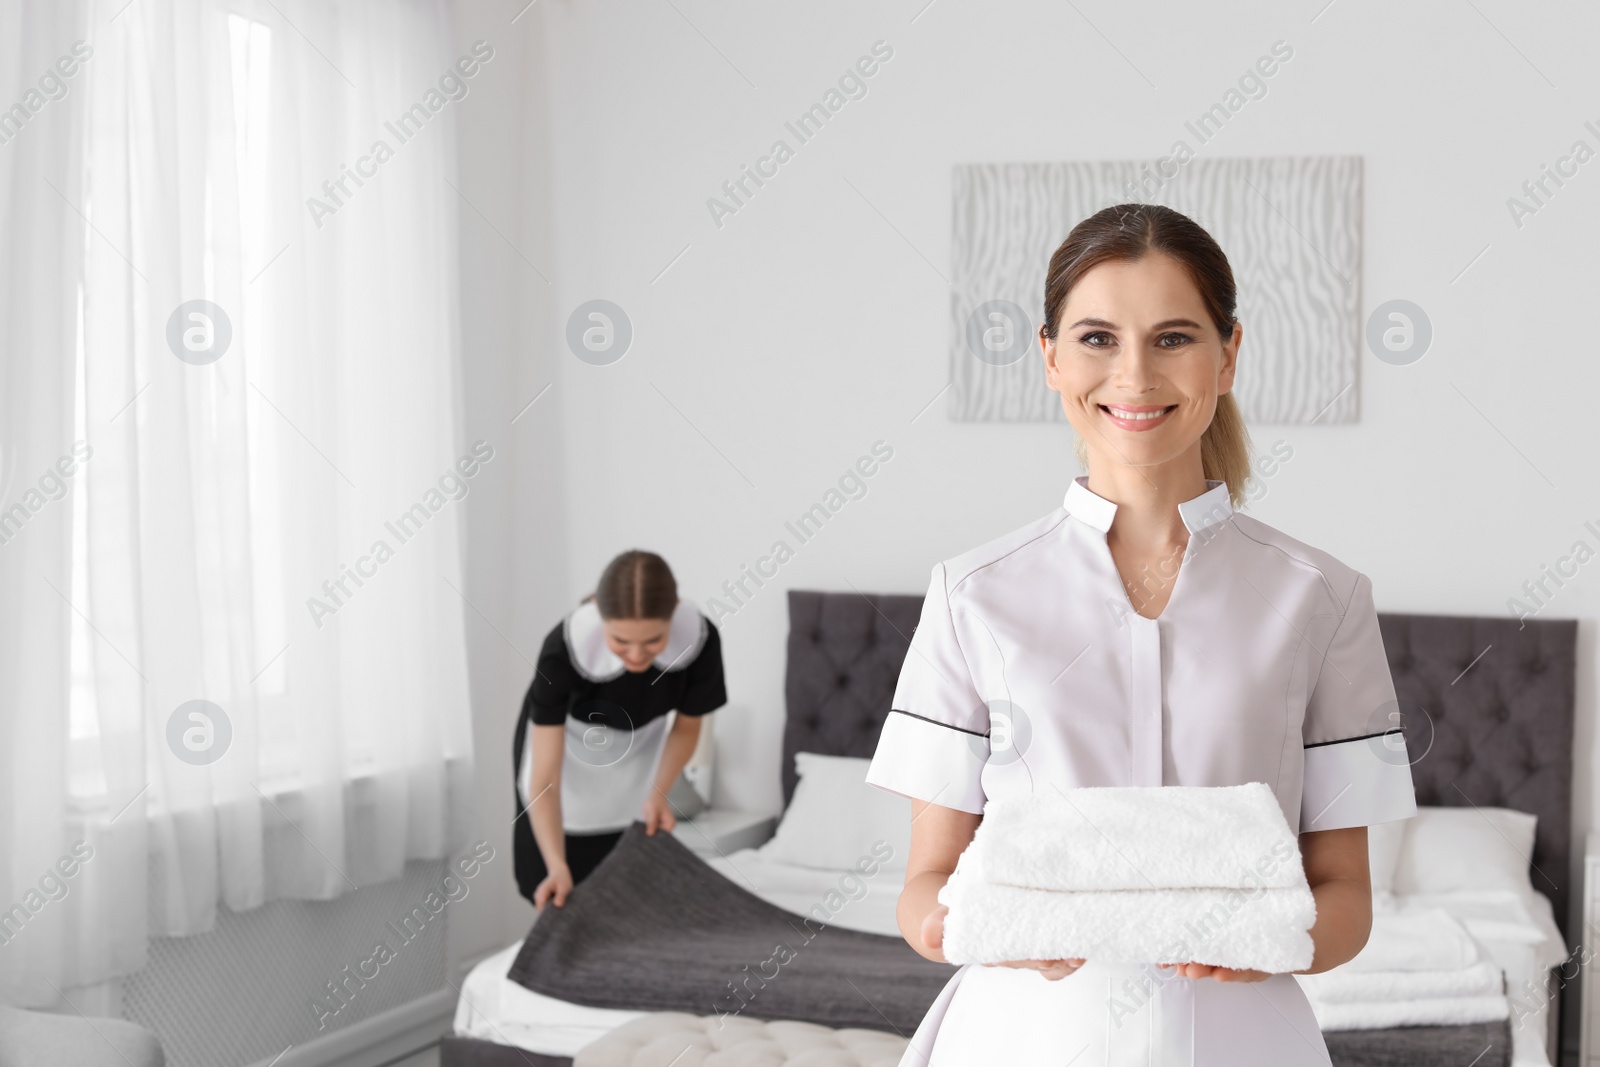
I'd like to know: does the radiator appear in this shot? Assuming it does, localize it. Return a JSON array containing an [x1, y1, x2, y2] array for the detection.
[[122, 859, 449, 1067]]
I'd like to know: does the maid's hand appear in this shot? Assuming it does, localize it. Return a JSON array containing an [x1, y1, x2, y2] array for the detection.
[[641, 791, 677, 835], [534, 865, 573, 910], [997, 957, 1086, 981], [920, 903, 948, 954], [1156, 962, 1271, 982]]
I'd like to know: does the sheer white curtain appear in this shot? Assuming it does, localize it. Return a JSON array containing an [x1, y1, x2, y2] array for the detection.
[[1, 0, 476, 1008], [0, 0, 95, 1010]]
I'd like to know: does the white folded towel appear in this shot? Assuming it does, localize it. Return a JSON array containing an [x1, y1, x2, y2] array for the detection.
[[980, 784, 1303, 891], [939, 879, 1317, 972], [1338, 908, 1481, 973], [1304, 995, 1508, 1031], [939, 784, 1317, 972], [1289, 905, 1506, 1032], [1296, 960, 1503, 1003]]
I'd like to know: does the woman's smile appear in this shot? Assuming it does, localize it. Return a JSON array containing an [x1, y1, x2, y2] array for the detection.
[[1098, 402, 1178, 432]]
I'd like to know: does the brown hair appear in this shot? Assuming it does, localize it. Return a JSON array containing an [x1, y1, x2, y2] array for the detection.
[[583, 550, 678, 620], [1039, 203, 1252, 508]]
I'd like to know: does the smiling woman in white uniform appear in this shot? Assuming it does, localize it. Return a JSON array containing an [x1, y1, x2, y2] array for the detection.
[[513, 550, 726, 909], [865, 203, 1417, 1066]]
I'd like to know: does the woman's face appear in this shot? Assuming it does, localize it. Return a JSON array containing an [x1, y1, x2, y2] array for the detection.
[[603, 615, 673, 672], [1041, 252, 1240, 472]]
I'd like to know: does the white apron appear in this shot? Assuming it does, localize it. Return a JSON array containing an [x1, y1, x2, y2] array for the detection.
[[518, 712, 672, 834], [907, 962, 1331, 1066]]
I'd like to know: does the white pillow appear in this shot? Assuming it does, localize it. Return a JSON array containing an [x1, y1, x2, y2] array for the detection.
[[759, 753, 911, 871], [1367, 818, 1407, 895], [1391, 805, 1539, 897]]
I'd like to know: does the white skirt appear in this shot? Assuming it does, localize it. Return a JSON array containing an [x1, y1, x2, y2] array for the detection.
[[902, 960, 1332, 1067]]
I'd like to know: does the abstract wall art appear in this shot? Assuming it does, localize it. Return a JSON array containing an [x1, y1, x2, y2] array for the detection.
[[949, 156, 1363, 424]]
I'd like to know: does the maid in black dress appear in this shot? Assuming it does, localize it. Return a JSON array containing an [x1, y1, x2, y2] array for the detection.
[[512, 549, 727, 909]]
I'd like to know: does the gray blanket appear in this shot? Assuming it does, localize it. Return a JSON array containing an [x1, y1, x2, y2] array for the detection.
[[507, 821, 952, 1034]]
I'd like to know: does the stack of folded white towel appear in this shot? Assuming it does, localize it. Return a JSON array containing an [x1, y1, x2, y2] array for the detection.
[[1292, 900, 1507, 1029], [939, 783, 1317, 973]]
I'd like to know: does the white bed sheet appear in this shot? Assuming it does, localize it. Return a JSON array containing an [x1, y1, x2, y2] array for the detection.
[[452, 855, 1568, 1065], [451, 847, 904, 1057]]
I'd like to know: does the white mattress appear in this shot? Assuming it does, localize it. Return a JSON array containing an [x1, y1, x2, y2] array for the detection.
[[451, 846, 905, 1057], [452, 852, 1567, 1065]]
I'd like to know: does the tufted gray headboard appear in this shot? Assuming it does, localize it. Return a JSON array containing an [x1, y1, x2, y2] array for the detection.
[[782, 590, 925, 808], [782, 590, 1579, 941], [1376, 612, 1578, 940]]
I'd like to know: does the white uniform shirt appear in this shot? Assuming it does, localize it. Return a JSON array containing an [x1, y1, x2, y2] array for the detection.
[[866, 475, 1417, 1066]]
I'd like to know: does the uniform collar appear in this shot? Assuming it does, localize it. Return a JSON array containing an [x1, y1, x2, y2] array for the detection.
[[1063, 475, 1234, 536], [564, 597, 707, 683]]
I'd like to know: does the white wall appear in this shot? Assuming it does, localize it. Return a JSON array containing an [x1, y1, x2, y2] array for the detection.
[[454, 0, 1600, 1019], [446, 0, 566, 964]]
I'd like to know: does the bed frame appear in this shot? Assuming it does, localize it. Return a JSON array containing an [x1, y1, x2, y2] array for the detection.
[[782, 590, 1578, 1066]]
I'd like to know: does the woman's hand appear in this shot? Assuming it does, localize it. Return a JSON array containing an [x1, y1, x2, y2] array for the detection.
[[1156, 962, 1271, 982], [641, 790, 677, 835], [996, 957, 1086, 980], [922, 903, 1085, 981], [919, 903, 949, 953], [534, 864, 574, 910]]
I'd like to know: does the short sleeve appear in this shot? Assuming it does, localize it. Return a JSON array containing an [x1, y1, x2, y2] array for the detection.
[[1299, 571, 1418, 833], [864, 562, 990, 815], [676, 619, 727, 716], [525, 625, 577, 727]]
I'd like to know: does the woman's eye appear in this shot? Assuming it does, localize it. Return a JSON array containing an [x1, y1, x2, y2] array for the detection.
[[1080, 331, 1195, 349]]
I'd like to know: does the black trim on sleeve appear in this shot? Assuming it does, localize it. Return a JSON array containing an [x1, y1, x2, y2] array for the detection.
[[888, 707, 989, 738], [1304, 727, 1402, 749]]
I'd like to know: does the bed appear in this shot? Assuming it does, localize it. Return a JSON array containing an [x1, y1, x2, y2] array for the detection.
[[442, 590, 1578, 1067]]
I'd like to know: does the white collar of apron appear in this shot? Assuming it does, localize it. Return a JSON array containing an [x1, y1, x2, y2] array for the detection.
[[1063, 475, 1234, 536], [563, 597, 706, 683]]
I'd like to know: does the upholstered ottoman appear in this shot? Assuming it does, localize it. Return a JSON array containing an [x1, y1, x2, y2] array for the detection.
[[573, 1012, 908, 1067]]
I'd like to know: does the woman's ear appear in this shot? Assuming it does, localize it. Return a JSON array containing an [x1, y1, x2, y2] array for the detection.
[[1040, 331, 1059, 391], [1218, 322, 1241, 396]]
